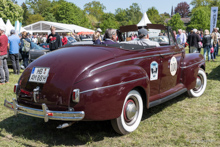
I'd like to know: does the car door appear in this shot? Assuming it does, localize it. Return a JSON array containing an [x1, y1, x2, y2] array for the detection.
[[159, 30, 183, 94]]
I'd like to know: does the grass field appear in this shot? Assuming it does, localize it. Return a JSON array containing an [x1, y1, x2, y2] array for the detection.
[[0, 49, 220, 147]]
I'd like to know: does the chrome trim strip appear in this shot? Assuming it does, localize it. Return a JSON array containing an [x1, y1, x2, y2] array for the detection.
[[4, 99, 85, 122], [91, 51, 182, 73], [180, 59, 204, 69], [80, 77, 147, 94]]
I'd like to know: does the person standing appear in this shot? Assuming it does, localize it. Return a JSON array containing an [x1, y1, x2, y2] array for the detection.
[[187, 29, 201, 53], [47, 26, 61, 51], [0, 26, 9, 85], [203, 30, 212, 61], [32, 34, 38, 44], [176, 29, 186, 47], [211, 28, 218, 59], [8, 30, 20, 75], [62, 33, 68, 46], [20, 31, 31, 68]]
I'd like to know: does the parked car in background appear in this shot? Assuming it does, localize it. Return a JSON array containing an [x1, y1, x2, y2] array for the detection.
[[4, 24, 207, 135], [29, 42, 49, 62]]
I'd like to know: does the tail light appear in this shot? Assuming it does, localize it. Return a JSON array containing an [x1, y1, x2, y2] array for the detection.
[[72, 89, 80, 103], [14, 84, 18, 93]]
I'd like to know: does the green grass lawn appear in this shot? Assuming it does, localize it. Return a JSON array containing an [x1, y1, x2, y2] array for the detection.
[[0, 49, 220, 146]]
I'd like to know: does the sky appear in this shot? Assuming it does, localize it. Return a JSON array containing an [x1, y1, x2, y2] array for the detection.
[[17, 0, 193, 15]]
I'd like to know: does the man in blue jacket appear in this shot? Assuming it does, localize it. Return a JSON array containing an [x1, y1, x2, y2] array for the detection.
[[8, 30, 20, 75]]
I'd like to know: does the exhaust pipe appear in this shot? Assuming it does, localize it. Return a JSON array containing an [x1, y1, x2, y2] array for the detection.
[[56, 122, 75, 129]]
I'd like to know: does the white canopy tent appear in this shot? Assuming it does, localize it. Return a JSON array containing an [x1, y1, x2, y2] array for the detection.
[[5, 19, 15, 36], [23, 21, 95, 34], [137, 13, 161, 37], [0, 18, 6, 27]]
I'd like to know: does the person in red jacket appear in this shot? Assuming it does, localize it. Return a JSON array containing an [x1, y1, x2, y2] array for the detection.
[[62, 33, 68, 46], [0, 25, 9, 85]]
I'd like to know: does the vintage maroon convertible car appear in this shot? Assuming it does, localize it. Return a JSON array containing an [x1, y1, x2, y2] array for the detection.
[[4, 24, 207, 135]]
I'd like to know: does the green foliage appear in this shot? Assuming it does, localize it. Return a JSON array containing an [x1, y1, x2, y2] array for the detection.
[[26, 13, 44, 24], [21, 2, 30, 26], [160, 13, 171, 25], [168, 13, 185, 32], [52, 0, 92, 29], [126, 3, 142, 25], [115, 3, 142, 26], [188, 7, 210, 30], [0, 0, 23, 24], [147, 7, 161, 24], [26, 0, 52, 15], [100, 13, 119, 32], [84, 1, 106, 21], [43, 12, 56, 22]]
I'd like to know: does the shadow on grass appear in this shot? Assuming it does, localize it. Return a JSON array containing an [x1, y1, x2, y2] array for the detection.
[[0, 93, 188, 146], [207, 65, 220, 81]]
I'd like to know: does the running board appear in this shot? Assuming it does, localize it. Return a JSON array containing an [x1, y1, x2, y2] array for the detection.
[[149, 88, 187, 108]]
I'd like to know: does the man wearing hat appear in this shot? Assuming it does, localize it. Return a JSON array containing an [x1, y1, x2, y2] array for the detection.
[[0, 25, 9, 85], [125, 28, 160, 47], [8, 29, 21, 75]]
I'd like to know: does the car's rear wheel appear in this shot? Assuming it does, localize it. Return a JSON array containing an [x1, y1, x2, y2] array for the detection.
[[188, 68, 207, 97], [111, 90, 143, 135]]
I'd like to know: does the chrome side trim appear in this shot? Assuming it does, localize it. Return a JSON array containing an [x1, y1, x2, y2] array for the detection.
[[180, 59, 204, 69], [91, 51, 182, 73], [80, 77, 147, 94], [4, 99, 85, 122]]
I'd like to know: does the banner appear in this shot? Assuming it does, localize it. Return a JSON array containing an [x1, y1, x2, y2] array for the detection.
[[210, 7, 218, 33]]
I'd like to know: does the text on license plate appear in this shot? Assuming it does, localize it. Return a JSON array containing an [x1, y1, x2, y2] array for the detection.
[[29, 67, 50, 83]]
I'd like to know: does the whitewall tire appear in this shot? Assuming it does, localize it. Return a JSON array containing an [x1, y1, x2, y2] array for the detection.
[[188, 68, 207, 97], [111, 90, 143, 135]]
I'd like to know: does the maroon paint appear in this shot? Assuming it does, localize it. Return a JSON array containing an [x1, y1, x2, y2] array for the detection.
[[15, 43, 205, 121]]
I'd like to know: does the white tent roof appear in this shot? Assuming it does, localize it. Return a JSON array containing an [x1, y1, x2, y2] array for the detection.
[[0, 18, 6, 27], [23, 21, 95, 33], [137, 13, 152, 27], [5, 19, 14, 36]]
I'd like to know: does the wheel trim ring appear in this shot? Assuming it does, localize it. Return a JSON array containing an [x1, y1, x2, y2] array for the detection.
[[123, 96, 139, 126], [193, 74, 204, 93]]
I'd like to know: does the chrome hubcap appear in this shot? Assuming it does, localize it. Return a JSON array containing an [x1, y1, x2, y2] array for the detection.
[[193, 74, 204, 92], [126, 101, 137, 120], [195, 77, 202, 89]]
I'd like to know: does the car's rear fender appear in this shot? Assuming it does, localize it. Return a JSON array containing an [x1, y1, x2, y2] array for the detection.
[[72, 65, 150, 121], [181, 53, 205, 90]]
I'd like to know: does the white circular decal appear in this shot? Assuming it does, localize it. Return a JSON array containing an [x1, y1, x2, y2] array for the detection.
[[170, 56, 177, 76]]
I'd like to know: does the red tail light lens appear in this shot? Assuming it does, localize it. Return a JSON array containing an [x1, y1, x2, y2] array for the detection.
[[72, 89, 80, 103], [14, 84, 18, 93]]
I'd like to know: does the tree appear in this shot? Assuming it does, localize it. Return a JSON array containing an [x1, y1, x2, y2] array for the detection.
[[190, 0, 211, 8], [43, 12, 57, 22], [26, 0, 52, 15], [126, 3, 142, 25], [168, 13, 185, 32], [84, 1, 106, 21], [21, 2, 30, 26], [115, 8, 133, 26], [53, 0, 92, 28], [188, 7, 210, 30], [100, 13, 119, 32], [0, 0, 23, 24], [175, 2, 190, 18], [160, 12, 170, 25], [147, 7, 161, 24], [26, 13, 44, 24]]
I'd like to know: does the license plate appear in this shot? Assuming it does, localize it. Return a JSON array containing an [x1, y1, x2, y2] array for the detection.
[[29, 67, 50, 84]]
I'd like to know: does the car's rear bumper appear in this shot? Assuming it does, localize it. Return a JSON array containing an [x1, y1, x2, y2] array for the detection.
[[4, 98, 85, 122]]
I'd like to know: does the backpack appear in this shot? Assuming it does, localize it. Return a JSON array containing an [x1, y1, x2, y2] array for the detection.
[[22, 39, 31, 52]]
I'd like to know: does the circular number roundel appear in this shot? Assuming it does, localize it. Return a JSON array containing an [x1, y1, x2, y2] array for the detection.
[[170, 56, 177, 76]]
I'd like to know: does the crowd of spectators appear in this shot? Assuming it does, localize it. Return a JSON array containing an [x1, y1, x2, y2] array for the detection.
[[175, 28, 220, 62]]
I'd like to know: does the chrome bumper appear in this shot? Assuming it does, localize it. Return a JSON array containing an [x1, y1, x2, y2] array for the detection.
[[4, 98, 85, 122]]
